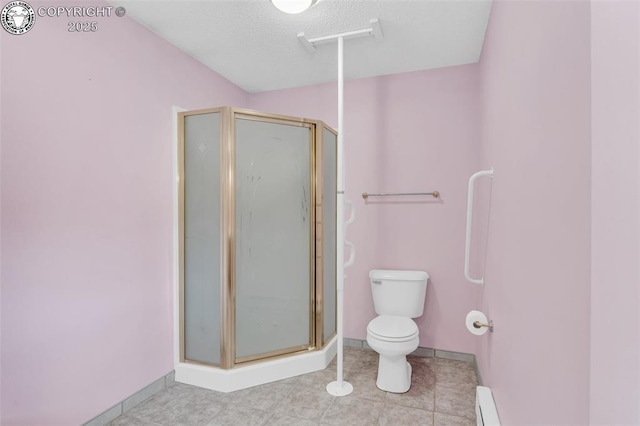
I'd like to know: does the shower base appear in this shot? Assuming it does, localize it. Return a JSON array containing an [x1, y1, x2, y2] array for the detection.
[[175, 336, 337, 393]]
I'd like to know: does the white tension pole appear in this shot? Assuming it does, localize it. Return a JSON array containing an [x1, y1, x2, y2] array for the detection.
[[298, 18, 383, 397], [327, 34, 352, 397]]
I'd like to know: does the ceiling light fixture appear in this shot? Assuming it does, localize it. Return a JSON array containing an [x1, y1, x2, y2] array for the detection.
[[271, 0, 318, 14]]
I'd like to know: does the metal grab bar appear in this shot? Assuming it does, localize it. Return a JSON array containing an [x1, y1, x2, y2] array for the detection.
[[464, 168, 494, 285], [362, 191, 440, 199]]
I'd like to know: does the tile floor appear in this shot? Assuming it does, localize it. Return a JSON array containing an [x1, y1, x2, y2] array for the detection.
[[109, 347, 477, 426]]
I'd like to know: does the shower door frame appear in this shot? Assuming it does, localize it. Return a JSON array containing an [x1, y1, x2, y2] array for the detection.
[[178, 107, 337, 370]]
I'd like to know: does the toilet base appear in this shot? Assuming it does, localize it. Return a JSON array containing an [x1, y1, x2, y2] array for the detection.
[[375, 356, 412, 393]]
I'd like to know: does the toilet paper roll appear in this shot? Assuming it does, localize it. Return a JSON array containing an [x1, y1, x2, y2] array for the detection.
[[466, 310, 489, 336]]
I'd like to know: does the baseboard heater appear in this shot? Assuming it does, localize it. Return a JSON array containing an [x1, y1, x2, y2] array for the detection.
[[476, 386, 501, 426]]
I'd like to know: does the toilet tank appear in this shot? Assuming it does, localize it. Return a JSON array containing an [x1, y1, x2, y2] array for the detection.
[[370, 269, 429, 318]]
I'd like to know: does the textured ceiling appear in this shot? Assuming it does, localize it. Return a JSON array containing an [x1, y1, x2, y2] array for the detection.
[[109, 0, 492, 93]]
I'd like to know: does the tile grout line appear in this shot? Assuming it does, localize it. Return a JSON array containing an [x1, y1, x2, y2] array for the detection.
[[318, 391, 336, 424], [83, 371, 174, 426], [433, 372, 438, 424]]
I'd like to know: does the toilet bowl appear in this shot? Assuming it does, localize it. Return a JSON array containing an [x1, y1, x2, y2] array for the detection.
[[366, 269, 428, 393], [366, 315, 419, 393]]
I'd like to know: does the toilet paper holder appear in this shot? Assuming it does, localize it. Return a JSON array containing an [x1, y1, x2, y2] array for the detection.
[[473, 320, 494, 333]]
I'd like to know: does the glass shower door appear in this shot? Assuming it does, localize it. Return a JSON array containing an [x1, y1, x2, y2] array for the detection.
[[234, 115, 314, 361], [182, 110, 222, 365]]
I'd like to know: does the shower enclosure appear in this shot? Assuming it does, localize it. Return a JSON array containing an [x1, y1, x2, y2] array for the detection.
[[176, 107, 337, 391]]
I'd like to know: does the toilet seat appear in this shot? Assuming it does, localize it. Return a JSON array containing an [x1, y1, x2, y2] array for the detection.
[[367, 315, 419, 342]]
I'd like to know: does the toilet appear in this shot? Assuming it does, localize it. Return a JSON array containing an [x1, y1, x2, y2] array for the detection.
[[366, 269, 429, 393]]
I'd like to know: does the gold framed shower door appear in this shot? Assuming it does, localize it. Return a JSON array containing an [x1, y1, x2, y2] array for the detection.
[[178, 107, 337, 369]]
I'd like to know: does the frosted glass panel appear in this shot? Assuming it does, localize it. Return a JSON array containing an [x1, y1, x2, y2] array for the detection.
[[184, 112, 221, 365], [235, 118, 312, 359], [322, 128, 337, 343]]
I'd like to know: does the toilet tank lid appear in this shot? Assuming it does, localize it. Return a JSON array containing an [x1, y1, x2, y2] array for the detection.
[[369, 269, 429, 281]]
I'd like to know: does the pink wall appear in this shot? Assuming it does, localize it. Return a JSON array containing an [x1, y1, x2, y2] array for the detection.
[[0, 2, 248, 424], [590, 1, 640, 423], [251, 65, 483, 353], [476, 1, 592, 424], [4, 1, 639, 424], [0, 21, 3, 423]]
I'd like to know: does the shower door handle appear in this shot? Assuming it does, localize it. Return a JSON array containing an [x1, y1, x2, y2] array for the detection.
[[465, 168, 494, 285]]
